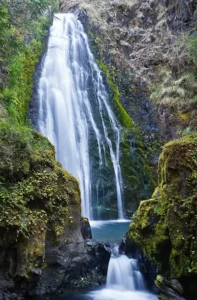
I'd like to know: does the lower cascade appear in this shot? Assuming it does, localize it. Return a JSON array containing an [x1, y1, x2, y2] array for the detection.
[[36, 12, 124, 220], [89, 245, 157, 300], [106, 253, 145, 291]]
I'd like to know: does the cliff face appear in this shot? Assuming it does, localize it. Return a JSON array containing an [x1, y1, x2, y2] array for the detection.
[[60, 0, 197, 216], [61, 0, 197, 142], [0, 0, 196, 298]]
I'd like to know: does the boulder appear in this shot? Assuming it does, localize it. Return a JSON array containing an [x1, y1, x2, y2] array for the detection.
[[127, 134, 197, 299]]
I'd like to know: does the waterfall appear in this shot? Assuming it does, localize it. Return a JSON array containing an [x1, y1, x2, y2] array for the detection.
[[106, 251, 145, 291], [89, 248, 158, 299], [37, 13, 124, 220]]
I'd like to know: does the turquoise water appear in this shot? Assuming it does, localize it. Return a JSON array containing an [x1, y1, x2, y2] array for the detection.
[[90, 220, 131, 244]]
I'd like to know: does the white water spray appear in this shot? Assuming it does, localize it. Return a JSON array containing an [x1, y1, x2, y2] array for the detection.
[[89, 248, 158, 300], [37, 13, 124, 219], [107, 254, 145, 291]]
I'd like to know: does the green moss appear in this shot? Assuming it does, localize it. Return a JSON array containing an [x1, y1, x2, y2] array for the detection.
[[1, 17, 49, 123], [95, 60, 155, 213], [0, 119, 81, 276], [128, 134, 197, 278], [97, 61, 135, 130], [129, 198, 169, 271], [188, 33, 197, 64], [0, 1, 59, 123]]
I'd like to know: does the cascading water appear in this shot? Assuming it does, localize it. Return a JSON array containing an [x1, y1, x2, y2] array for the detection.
[[37, 13, 124, 220], [106, 253, 145, 291], [89, 247, 158, 300]]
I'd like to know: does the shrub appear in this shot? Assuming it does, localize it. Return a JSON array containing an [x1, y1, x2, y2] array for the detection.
[[188, 34, 197, 63]]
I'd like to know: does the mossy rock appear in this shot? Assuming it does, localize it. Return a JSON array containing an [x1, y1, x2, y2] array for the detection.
[[0, 119, 81, 278], [128, 134, 197, 280]]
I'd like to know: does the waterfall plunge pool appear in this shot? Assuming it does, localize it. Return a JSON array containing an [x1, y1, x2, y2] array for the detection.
[[38, 221, 157, 300], [90, 219, 131, 244]]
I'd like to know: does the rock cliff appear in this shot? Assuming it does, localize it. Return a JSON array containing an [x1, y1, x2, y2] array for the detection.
[[61, 0, 197, 144], [127, 134, 197, 299], [0, 0, 197, 298], [0, 120, 84, 297]]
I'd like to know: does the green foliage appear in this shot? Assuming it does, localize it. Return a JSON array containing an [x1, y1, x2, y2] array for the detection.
[[188, 34, 197, 63], [0, 4, 21, 61], [2, 16, 49, 122], [98, 60, 135, 130], [0, 0, 58, 122]]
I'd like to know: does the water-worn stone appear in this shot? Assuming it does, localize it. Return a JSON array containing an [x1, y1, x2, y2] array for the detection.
[[62, 239, 111, 290], [155, 275, 186, 300]]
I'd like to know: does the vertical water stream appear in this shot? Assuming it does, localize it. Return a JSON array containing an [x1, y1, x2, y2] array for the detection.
[[37, 13, 124, 219]]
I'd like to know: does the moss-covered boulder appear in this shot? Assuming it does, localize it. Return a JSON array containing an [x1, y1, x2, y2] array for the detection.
[[127, 134, 197, 298], [0, 119, 85, 296]]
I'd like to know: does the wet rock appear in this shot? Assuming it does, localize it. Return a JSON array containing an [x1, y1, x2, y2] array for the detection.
[[81, 217, 92, 239], [34, 238, 110, 293], [58, 239, 111, 290], [86, 239, 111, 274], [0, 292, 24, 300], [155, 275, 186, 300]]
